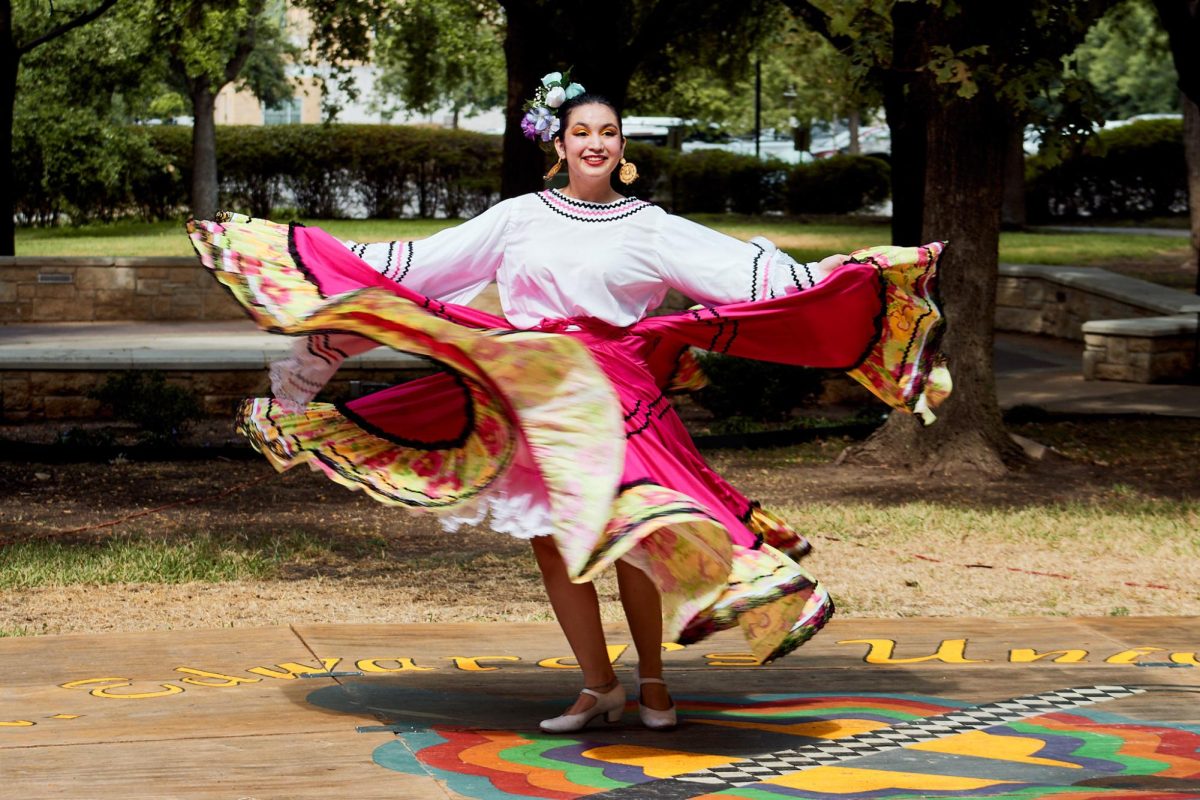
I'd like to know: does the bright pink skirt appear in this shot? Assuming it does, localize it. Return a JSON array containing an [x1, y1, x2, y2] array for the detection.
[[188, 214, 948, 662]]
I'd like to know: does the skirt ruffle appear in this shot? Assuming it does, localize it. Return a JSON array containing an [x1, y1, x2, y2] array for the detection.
[[188, 212, 949, 663]]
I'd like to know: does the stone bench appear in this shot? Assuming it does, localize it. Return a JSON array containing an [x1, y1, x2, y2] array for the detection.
[[996, 264, 1198, 383], [1082, 311, 1199, 383], [0, 322, 432, 420]]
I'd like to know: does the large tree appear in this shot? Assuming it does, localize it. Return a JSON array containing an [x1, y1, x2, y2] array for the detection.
[[1151, 0, 1200, 288], [150, 0, 288, 219], [784, 0, 1117, 475], [2, 0, 119, 254]]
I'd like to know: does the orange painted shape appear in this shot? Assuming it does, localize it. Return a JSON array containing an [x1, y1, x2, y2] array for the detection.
[[580, 744, 741, 779], [766, 765, 1014, 793], [691, 717, 887, 739], [910, 730, 1081, 769], [456, 730, 600, 795]]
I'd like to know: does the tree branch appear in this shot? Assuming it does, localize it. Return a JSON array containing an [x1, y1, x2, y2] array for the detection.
[[222, 0, 267, 86], [780, 0, 854, 50], [17, 0, 120, 55]]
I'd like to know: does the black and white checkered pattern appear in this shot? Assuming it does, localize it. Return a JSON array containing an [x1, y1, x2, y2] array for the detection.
[[594, 685, 1144, 798]]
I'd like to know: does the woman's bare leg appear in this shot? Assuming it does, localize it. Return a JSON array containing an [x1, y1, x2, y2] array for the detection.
[[531, 536, 618, 714], [616, 559, 672, 710]]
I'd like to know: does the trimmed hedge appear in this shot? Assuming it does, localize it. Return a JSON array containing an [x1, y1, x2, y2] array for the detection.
[[1026, 118, 1186, 221], [16, 123, 892, 224], [668, 149, 787, 214], [144, 124, 504, 220], [787, 155, 891, 215]]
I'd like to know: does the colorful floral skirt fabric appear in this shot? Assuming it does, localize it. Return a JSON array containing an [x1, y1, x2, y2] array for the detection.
[[188, 213, 948, 663]]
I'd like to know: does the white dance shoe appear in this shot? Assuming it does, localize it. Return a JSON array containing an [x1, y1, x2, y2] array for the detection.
[[635, 669, 677, 731], [539, 681, 626, 733]]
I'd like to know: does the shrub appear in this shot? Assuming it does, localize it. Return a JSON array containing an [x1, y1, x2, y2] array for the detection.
[[693, 352, 826, 422], [620, 140, 677, 202], [89, 371, 201, 445], [669, 149, 786, 214], [1026, 118, 1185, 221], [786, 155, 891, 215]]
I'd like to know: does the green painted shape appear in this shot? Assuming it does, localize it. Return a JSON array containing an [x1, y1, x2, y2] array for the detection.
[[495, 735, 625, 791], [1008, 720, 1170, 775]]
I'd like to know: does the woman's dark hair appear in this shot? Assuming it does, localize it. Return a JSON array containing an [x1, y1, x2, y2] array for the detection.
[[554, 93, 623, 138]]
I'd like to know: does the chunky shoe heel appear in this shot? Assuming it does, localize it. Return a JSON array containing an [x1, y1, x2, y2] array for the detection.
[[539, 681, 626, 733]]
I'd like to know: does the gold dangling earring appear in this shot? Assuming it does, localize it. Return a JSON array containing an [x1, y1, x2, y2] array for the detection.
[[543, 158, 564, 182], [618, 157, 638, 185]]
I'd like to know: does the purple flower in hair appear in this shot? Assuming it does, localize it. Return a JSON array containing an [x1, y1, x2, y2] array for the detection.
[[521, 109, 540, 140]]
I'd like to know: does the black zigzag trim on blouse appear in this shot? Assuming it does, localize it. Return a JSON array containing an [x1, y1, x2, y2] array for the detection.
[[536, 190, 654, 223], [306, 333, 349, 365], [785, 256, 815, 293], [397, 241, 415, 282], [549, 188, 642, 209], [749, 242, 765, 302], [382, 242, 396, 279]]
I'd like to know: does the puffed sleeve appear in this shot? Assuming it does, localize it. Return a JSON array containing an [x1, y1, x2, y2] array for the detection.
[[652, 213, 832, 305], [341, 198, 513, 305]]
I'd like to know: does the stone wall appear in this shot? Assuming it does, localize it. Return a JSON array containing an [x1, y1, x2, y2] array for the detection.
[[1, 366, 433, 421], [994, 264, 1196, 341], [0, 258, 243, 323], [1082, 316, 1197, 383]]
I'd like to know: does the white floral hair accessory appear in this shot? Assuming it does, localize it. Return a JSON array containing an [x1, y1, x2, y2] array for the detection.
[[521, 69, 585, 145]]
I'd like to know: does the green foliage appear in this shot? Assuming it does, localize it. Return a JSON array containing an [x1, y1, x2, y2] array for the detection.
[[12, 0, 173, 225], [620, 141, 676, 202], [669, 150, 787, 214], [372, 0, 504, 121], [1026, 118, 1186, 220], [88, 371, 201, 445], [693, 352, 825, 423], [1072, 0, 1178, 119], [786, 155, 891, 215], [14, 124, 503, 222]]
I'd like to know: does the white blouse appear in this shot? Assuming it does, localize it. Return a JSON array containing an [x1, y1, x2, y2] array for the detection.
[[343, 189, 829, 328]]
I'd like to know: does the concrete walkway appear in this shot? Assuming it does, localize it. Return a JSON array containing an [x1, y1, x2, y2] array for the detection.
[[3, 617, 1199, 799], [2, 321, 1198, 417]]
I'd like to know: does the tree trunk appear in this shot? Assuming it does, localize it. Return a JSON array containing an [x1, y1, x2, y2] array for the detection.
[[882, 2, 930, 246], [500, 6, 548, 199], [847, 108, 861, 155], [847, 71, 1024, 475], [1001, 122, 1027, 229], [190, 83, 219, 220], [1185, 92, 1200, 292], [0, 46, 16, 256]]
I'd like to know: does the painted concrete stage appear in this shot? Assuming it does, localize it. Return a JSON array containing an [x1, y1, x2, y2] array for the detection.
[[2, 617, 1198, 799]]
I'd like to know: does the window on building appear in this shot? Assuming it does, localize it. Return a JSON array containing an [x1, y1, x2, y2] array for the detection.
[[263, 96, 302, 125]]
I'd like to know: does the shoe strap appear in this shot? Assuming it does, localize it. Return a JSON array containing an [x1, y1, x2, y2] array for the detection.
[[637, 676, 666, 686]]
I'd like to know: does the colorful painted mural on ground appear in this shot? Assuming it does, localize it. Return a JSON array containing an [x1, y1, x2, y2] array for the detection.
[[360, 687, 1200, 799]]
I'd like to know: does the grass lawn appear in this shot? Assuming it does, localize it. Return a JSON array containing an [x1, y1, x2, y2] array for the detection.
[[14, 215, 1192, 276], [2, 416, 1198, 634]]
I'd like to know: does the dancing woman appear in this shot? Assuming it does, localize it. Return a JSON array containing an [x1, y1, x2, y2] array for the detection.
[[188, 71, 948, 734]]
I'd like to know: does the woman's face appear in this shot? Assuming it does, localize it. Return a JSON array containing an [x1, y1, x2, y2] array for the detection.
[[554, 103, 625, 182]]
